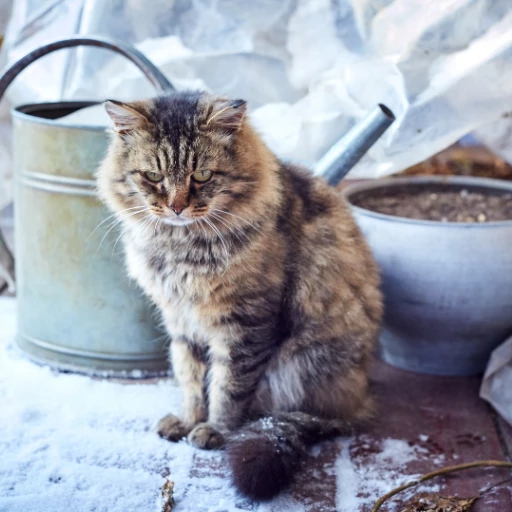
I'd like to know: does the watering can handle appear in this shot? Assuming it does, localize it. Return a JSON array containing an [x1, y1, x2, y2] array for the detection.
[[0, 36, 174, 293]]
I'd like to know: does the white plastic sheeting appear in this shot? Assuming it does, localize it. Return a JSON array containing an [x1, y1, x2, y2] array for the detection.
[[481, 336, 512, 429], [0, 0, 13, 211], [2, 0, 512, 211]]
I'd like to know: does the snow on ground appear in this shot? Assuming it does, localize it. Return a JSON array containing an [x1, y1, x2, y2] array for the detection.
[[0, 297, 436, 511], [336, 439, 438, 512]]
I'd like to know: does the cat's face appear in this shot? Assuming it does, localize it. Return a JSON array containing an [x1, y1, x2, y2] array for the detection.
[[98, 92, 257, 228]]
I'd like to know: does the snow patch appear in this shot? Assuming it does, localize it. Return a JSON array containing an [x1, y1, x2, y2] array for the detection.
[[0, 298, 232, 512], [336, 438, 439, 512]]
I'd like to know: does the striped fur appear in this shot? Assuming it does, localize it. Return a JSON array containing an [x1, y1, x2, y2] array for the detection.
[[97, 91, 382, 499]]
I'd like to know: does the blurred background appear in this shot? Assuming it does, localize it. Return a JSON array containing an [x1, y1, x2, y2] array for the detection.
[[2, 0, 512, 218]]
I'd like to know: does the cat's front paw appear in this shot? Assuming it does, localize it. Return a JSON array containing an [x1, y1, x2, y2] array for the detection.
[[187, 423, 225, 450], [157, 413, 192, 442]]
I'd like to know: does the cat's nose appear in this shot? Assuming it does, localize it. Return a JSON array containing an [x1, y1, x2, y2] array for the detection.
[[170, 204, 183, 216], [169, 193, 188, 216]]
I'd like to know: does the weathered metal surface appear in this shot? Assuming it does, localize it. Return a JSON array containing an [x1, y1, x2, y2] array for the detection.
[[343, 176, 512, 376], [0, 37, 174, 374], [13, 102, 168, 375]]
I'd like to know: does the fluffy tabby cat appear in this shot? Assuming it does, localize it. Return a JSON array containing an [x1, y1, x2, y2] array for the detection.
[[97, 91, 382, 500]]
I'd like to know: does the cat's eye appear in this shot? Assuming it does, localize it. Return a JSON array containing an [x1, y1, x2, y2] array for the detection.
[[144, 171, 164, 183], [192, 170, 213, 183]]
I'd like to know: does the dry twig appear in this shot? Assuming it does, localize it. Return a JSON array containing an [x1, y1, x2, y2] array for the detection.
[[371, 460, 512, 512], [161, 479, 175, 512]]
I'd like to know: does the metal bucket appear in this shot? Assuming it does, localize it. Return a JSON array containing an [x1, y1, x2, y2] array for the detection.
[[12, 101, 168, 375], [344, 176, 512, 376]]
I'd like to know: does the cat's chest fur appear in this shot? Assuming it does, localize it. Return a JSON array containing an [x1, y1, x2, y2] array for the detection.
[[123, 229, 231, 343]]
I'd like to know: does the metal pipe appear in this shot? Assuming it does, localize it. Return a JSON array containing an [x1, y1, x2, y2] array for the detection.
[[314, 103, 395, 186]]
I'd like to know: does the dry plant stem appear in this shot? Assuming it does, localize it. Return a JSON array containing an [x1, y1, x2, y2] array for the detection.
[[371, 460, 512, 512], [161, 479, 175, 512], [479, 476, 512, 496]]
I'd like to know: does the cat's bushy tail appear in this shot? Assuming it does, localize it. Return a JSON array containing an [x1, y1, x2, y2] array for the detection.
[[226, 411, 358, 501]]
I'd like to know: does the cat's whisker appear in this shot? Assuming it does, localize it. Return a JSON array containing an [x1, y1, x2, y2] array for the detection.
[[137, 215, 155, 241], [197, 218, 209, 241], [107, 207, 151, 233], [203, 217, 230, 270], [88, 205, 147, 240], [107, 208, 152, 253], [128, 215, 155, 251], [94, 218, 124, 257], [204, 217, 229, 250], [211, 212, 250, 239], [209, 210, 247, 234], [111, 214, 151, 256], [123, 207, 151, 219], [127, 214, 148, 240], [97, 217, 121, 240], [209, 212, 247, 245], [151, 217, 162, 248], [152, 217, 163, 247], [89, 205, 145, 231], [112, 225, 129, 256], [210, 208, 262, 233], [110, 207, 149, 245], [148, 333, 170, 345], [88, 214, 119, 240], [112, 211, 151, 256]]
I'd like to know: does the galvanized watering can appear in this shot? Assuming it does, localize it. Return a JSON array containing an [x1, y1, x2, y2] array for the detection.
[[0, 37, 394, 376]]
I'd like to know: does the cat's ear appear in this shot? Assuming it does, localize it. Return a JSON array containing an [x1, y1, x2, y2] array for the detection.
[[104, 100, 148, 134], [206, 99, 247, 135]]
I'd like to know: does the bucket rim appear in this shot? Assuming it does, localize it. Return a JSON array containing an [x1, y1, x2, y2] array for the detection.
[[12, 100, 106, 131], [343, 175, 512, 228]]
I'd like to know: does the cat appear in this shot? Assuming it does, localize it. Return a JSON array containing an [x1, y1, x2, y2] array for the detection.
[[97, 91, 382, 500]]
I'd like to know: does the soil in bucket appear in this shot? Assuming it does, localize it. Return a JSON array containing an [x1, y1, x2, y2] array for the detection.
[[352, 185, 512, 223]]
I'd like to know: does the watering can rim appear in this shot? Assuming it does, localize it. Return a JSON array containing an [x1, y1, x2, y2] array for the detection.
[[12, 100, 106, 132]]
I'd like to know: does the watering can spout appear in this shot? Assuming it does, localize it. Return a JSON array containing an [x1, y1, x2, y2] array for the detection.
[[314, 103, 395, 186]]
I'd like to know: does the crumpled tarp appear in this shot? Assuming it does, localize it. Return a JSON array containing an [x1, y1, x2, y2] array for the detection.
[[1, 0, 512, 201], [480, 336, 512, 429]]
